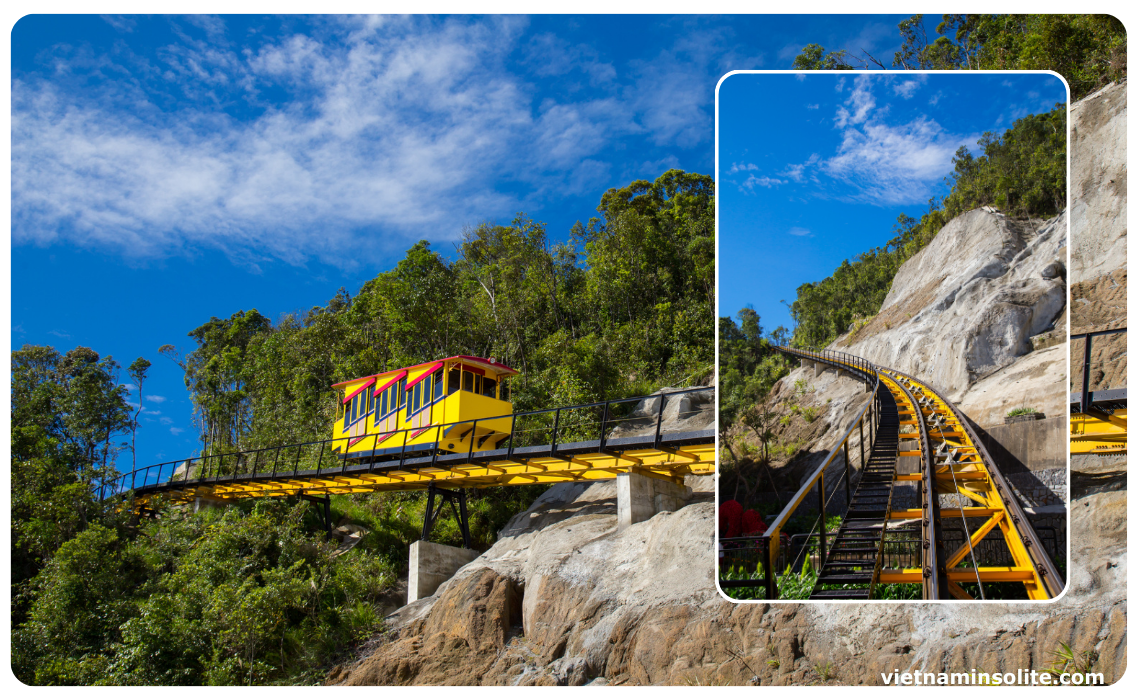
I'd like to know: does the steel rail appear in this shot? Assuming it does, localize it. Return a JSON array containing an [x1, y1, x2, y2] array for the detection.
[[897, 371, 1064, 598], [882, 370, 945, 599]]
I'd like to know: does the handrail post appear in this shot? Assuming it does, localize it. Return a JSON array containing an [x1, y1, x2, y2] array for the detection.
[[1081, 332, 1093, 413], [312, 442, 324, 476], [817, 477, 827, 570], [506, 413, 518, 459], [762, 535, 775, 599], [654, 393, 667, 446], [598, 402, 609, 453], [843, 439, 851, 507], [859, 416, 865, 471], [551, 409, 561, 454]]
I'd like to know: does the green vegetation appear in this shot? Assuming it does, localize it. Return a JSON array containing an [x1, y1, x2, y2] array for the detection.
[[794, 14, 1126, 101], [13, 500, 397, 685], [11, 169, 714, 684], [1006, 406, 1040, 417]]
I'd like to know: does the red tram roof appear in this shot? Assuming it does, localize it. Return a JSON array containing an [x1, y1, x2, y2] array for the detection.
[[330, 355, 518, 390]]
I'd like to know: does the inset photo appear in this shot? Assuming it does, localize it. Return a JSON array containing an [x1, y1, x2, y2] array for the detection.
[[716, 71, 1069, 601]]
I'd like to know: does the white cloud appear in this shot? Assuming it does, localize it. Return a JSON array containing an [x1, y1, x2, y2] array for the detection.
[[170, 427, 185, 435], [781, 153, 819, 182], [145, 394, 166, 403], [728, 162, 758, 174], [824, 116, 977, 205], [843, 74, 876, 125], [12, 17, 730, 266], [48, 329, 70, 338], [739, 174, 786, 192], [789, 227, 812, 237], [805, 103, 819, 110], [160, 416, 173, 424], [795, 72, 806, 82], [893, 79, 922, 99]]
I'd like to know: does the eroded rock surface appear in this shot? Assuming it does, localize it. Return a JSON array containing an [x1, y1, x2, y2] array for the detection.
[[1070, 80, 1127, 284], [839, 208, 1066, 411]]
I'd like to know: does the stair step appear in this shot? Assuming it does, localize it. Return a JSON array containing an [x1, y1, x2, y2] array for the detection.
[[810, 589, 870, 599]]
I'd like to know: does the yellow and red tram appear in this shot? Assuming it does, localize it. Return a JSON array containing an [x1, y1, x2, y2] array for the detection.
[[331, 355, 519, 461]]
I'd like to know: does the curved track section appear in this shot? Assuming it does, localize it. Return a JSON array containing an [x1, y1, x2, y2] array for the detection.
[[762, 347, 1062, 600]]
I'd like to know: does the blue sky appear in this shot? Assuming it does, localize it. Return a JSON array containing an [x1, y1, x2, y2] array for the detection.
[[717, 71, 1067, 336], [10, 13, 988, 472]]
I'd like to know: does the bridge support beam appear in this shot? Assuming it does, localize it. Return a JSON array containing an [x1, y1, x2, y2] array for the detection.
[[616, 469, 691, 529], [407, 540, 481, 604]]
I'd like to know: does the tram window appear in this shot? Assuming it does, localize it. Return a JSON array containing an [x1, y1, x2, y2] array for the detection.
[[500, 379, 510, 401], [482, 377, 496, 398], [398, 378, 406, 406], [433, 370, 443, 401], [449, 368, 460, 394], [350, 394, 358, 422], [366, 389, 373, 414], [462, 370, 474, 392]]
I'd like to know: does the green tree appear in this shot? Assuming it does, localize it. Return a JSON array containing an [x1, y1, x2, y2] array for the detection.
[[127, 357, 151, 475]]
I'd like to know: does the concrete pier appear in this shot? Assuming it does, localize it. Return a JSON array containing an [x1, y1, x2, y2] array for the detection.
[[616, 469, 691, 529], [407, 540, 481, 604]]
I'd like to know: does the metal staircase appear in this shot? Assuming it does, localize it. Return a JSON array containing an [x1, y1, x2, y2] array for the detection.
[[810, 382, 898, 599]]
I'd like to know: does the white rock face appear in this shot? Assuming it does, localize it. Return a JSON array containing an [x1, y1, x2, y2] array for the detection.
[[839, 208, 1066, 404], [1069, 80, 1127, 283]]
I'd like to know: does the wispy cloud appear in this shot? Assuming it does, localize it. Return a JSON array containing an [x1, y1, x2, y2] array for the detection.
[[160, 416, 173, 425], [170, 427, 184, 435], [48, 329, 70, 338], [893, 78, 923, 99], [145, 394, 166, 403], [13, 16, 738, 267], [805, 103, 819, 110], [781, 153, 820, 182], [727, 162, 758, 174], [825, 116, 977, 205], [834, 74, 876, 128], [739, 174, 786, 192], [789, 227, 812, 237]]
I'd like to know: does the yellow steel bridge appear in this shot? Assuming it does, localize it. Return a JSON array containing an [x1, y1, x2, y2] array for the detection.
[[98, 387, 714, 540]]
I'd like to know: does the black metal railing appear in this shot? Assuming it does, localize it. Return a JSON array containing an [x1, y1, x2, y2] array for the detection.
[[728, 346, 882, 599], [96, 386, 713, 503], [1071, 327, 1127, 414]]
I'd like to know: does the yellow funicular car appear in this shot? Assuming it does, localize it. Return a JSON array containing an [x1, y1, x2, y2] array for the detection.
[[331, 355, 519, 463]]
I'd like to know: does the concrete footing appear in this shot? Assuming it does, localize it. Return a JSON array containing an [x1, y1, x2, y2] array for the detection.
[[408, 540, 481, 604], [616, 469, 692, 529]]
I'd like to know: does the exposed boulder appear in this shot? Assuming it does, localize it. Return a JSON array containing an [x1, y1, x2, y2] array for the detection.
[[838, 208, 1066, 414]]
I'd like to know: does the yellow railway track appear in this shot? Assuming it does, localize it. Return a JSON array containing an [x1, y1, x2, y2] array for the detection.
[[877, 369, 1061, 600]]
